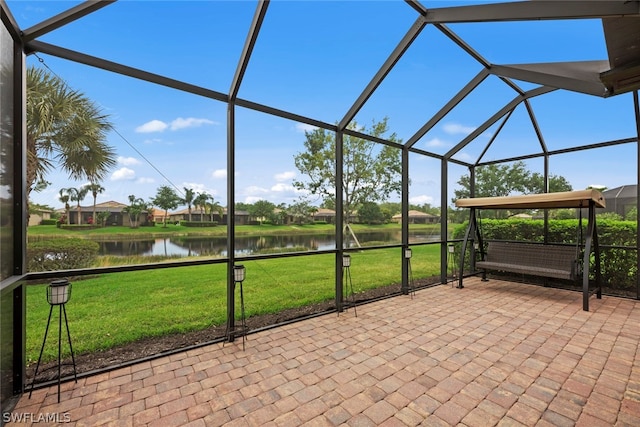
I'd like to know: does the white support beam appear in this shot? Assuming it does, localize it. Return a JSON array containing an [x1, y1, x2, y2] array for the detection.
[[489, 61, 610, 97], [424, 1, 639, 24]]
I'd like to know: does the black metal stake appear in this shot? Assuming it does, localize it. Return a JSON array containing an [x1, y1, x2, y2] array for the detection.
[[341, 264, 357, 317], [29, 305, 54, 399], [448, 247, 458, 287], [29, 281, 77, 403], [408, 257, 415, 298], [224, 274, 247, 350]]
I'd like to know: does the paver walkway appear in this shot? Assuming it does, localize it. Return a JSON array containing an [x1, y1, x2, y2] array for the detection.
[[8, 277, 640, 426]]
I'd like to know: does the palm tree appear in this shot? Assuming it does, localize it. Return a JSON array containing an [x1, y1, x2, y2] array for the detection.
[[26, 66, 116, 209], [67, 186, 89, 225], [96, 211, 111, 227], [123, 194, 146, 228], [194, 192, 209, 222], [86, 182, 105, 225], [206, 195, 223, 223], [58, 188, 71, 225], [183, 187, 195, 222], [142, 199, 155, 226]]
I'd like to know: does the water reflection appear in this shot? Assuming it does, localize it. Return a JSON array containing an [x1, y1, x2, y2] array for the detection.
[[98, 231, 442, 257]]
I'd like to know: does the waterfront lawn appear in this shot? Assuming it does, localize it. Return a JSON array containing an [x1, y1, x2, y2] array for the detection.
[[27, 222, 443, 239], [26, 244, 442, 364]]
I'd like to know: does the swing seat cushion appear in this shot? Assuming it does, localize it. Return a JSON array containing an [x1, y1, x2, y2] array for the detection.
[[477, 241, 576, 281]]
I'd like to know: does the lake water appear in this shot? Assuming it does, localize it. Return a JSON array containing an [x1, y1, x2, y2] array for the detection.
[[98, 231, 443, 257]]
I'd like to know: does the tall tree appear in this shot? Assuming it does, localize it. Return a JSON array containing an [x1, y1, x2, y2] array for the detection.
[[194, 192, 210, 221], [26, 67, 116, 206], [123, 195, 147, 228], [453, 161, 573, 218], [152, 186, 181, 227], [183, 187, 195, 222], [67, 186, 89, 225], [249, 200, 276, 225], [96, 211, 111, 227], [235, 202, 252, 212], [358, 201, 385, 224], [274, 204, 289, 225], [288, 200, 315, 225], [206, 197, 223, 222], [529, 172, 573, 194], [454, 162, 529, 201], [58, 188, 71, 225], [293, 117, 402, 224], [453, 161, 574, 200], [86, 182, 105, 224]]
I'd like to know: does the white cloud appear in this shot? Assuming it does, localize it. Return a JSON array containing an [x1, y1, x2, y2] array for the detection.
[[118, 156, 140, 166], [244, 185, 269, 196], [455, 151, 474, 162], [443, 122, 476, 135], [183, 182, 206, 192], [135, 117, 216, 133], [295, 123, 317, 133], [135, 120, 168, 133], [136, 177, 155, 184], [111, 167, 136, 181], [212, 169, 227, 179], [181, 182, 218, 197], [275, 171, 295, 182], [425, 138, 449, 148], [143, 138, 162, 145], [409, 195, 434, 205], [245, 196, 265, 204], [271, 183, 295, 192], [170, 117, 216, 130]]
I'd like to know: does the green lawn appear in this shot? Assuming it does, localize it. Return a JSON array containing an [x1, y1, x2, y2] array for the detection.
[[26, 244, 442, 364], [27, 222, 444, 239]]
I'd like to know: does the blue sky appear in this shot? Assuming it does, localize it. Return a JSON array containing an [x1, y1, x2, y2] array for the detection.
[[8, 1, 638, 211]]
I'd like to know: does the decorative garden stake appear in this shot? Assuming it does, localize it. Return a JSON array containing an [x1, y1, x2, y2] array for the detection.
[[29, 279, 77, 403]]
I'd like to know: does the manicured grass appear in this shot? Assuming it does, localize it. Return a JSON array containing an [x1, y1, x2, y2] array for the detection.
[[27, 222, 444, 239], [26, 244, 442, 364]]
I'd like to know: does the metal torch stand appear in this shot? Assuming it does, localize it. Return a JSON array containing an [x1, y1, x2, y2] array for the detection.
[[341, 264, 357, 317], [448, 249, 458, 287], [29, 300, 77, 403], [407, 257, 416, 298], [225, 280, 247, 350]]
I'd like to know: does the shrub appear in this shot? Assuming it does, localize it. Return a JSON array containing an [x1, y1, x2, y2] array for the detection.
[[178, 220, 218, 227], [598, 212, 623, 221], [27, 238, 100, 272], [625, 207, 637, 221], [40, 219, 58, 225], [453, 218, 638, 295], [453, 218, 637, 246]]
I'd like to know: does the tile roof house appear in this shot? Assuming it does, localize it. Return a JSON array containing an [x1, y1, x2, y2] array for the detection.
[[392, 210, 440, 224], [58, 201, 152, 227]]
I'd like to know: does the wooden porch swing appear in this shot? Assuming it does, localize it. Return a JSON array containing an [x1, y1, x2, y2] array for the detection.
[[454, 189, 606, 311]]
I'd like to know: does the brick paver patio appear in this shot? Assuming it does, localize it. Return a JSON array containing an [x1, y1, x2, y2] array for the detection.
[[8, 277, 640, 426]]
